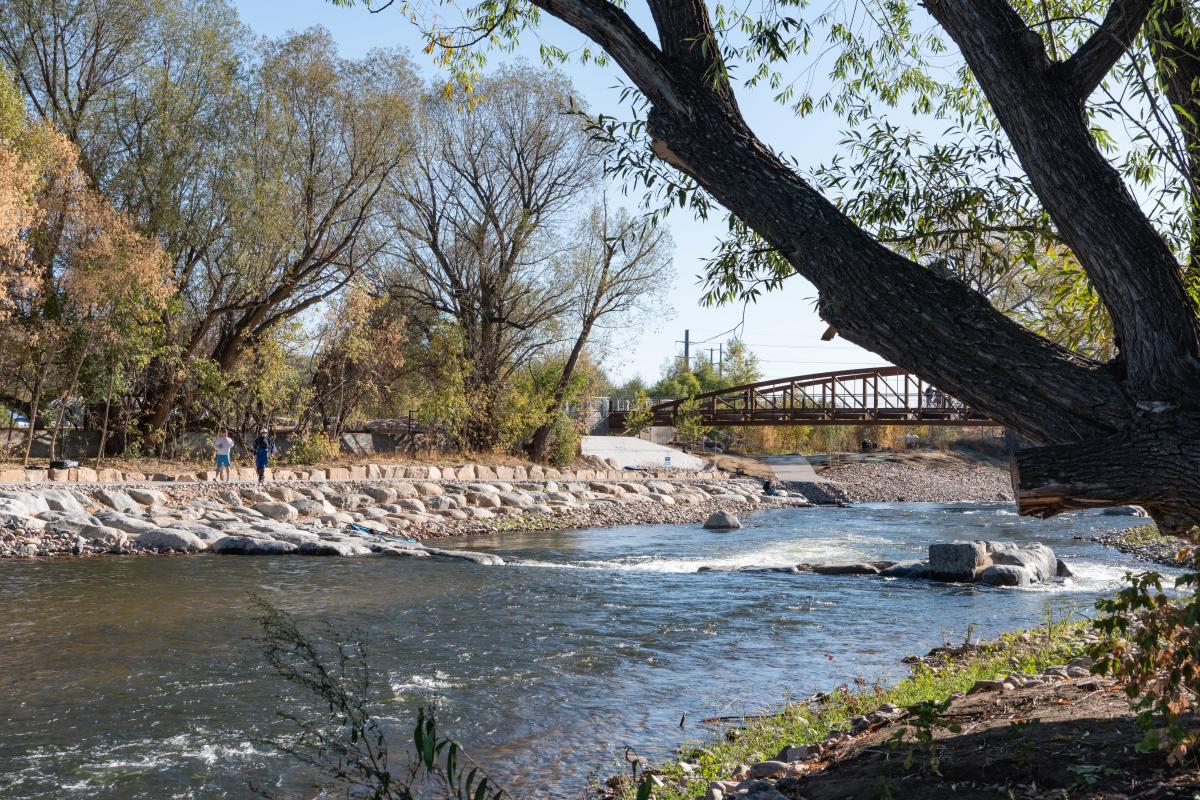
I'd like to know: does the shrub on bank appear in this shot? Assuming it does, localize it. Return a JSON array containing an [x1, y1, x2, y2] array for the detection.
[[282, 432, 341, 466], [1092, 550, 1200, 763]]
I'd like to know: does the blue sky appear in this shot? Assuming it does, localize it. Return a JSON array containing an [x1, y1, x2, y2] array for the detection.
[[233, 0, 885, 384]]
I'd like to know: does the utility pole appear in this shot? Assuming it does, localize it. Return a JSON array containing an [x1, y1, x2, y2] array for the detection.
[[676, 329, 691, 372]]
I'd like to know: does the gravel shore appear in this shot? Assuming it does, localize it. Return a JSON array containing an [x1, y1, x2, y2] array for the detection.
[[819, 460, 1013, 503]]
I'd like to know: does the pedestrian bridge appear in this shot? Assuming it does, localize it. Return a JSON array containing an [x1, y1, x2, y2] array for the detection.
[[606, 367, 996, 431]]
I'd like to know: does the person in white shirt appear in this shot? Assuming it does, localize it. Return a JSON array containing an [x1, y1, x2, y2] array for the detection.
[[212, 430, 235, 481]]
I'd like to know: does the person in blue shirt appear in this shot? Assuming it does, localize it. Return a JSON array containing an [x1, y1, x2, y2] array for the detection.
[[252, 428, 275, 482]]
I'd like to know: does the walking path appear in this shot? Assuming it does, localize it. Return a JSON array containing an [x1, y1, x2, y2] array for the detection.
[[580, 436, 707, 470], [762, 454, 827, 483]]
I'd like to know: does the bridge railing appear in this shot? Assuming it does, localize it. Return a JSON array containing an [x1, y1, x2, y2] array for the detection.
[[605, 367, 995, 429]]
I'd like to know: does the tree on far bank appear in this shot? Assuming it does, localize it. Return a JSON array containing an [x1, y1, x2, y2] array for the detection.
[[379, 65, 601, 451], [0, 4, 419, 448], [526, 203, 672, 461], [0, 70, 170, 463]]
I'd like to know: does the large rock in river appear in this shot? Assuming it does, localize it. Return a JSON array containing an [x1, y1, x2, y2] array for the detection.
[[926, 540, 1061, 586], [977, 564, 1030, 587], [812, 562, 880, 576], [928, 541, 989, 581], [987, 541, 1057, 583], [703, 511, 742, 530]]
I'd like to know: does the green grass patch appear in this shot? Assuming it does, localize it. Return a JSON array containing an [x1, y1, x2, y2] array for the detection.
[[1115, 524, 1173, 547], [616, 621, 1090, 800]]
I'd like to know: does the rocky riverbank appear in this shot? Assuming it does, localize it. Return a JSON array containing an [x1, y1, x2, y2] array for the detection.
[[603, 624, 1194, 800], [0, 477, 807, 558], [1092, 523, 1196, 568], [819, 459, 1012, 503]]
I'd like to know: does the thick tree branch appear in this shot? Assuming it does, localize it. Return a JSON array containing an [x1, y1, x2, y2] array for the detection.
[[532, 0, 684, 113], [926, 0, 1200, 401], [1065, 0, 1155, 97], [1148, 0, 1200, 272], [1013, 411, 1200, 535], [644, 0, 711, 63], [525, 0, 1133, 442]]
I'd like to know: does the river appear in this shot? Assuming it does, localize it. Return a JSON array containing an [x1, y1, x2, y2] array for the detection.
[[0, 503, 1155, 798]]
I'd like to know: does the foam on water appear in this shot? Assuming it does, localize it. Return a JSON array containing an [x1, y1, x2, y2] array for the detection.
[[390, 670, 460, 695]]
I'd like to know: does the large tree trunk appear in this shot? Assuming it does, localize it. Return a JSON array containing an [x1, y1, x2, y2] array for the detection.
[[1013, 412, 1200, 532], [525, 0, 1200, 534]]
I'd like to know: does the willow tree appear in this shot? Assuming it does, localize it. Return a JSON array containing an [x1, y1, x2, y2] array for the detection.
[[380, 65, 598, 450], [340, 0, 1200, 533]]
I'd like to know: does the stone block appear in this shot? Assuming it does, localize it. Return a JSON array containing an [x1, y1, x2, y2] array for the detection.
[[927, 541, 988, 581], [49, 468, 71, 482], [75, 466, 98, 482], [0, 468, 25, 482]]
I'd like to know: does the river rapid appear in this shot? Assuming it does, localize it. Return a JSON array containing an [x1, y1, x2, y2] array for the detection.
[[0, 503, 1156, 798]]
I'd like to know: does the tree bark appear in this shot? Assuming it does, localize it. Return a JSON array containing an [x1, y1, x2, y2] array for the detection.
[[1013, 411, 1200, 532]]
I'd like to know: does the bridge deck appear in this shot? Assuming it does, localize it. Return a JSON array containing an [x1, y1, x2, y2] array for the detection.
[[607, 367, 996, 431]]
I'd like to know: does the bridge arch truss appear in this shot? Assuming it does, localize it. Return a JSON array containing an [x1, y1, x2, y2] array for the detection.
[[607, 367, 996, 431]]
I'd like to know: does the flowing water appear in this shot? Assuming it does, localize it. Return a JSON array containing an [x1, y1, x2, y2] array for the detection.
[[0, 503, 1159, 798]]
